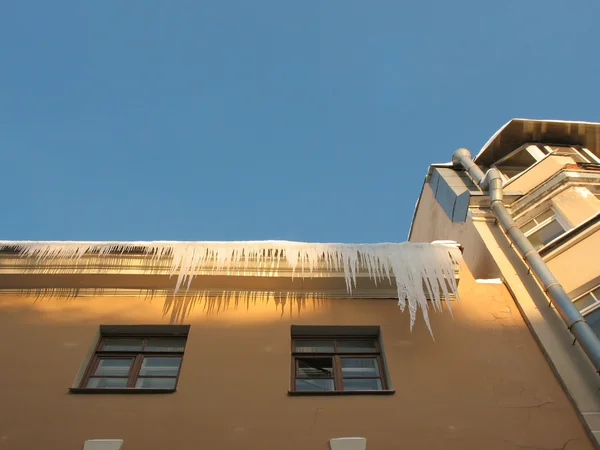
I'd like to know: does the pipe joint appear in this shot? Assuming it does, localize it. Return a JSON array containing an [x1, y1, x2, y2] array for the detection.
[[503, 223, 520, 233], [544, 281, 562, 293], [452, 148, 473, 167], [452, 148, 485, 184], [480, 168, 503, 191]]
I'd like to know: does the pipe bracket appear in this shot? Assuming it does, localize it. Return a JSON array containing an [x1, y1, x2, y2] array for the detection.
[[568, 319, 587, 331], [544, 282, 562, 293]]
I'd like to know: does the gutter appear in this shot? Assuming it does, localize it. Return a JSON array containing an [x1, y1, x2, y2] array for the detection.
[[452, 148, 600, 374]]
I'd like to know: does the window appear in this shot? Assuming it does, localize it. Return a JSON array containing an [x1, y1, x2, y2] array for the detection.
[[573, 286, 600, 338], [78, 326, 188, 392], [573, 286, 600, 312], [495, 144, 548, 180], [291, 336, 389, 393], [521, 209, 567, 250]]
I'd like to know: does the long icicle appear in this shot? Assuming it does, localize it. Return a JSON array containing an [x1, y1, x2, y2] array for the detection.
[[0, 240, 462, 335]]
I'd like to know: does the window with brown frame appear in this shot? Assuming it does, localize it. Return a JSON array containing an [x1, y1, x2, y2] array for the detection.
[[79, 331, 187, 391], [291, 336, 388, 393]]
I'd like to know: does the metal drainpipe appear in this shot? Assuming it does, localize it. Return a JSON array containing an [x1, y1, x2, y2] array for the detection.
[[452, 148, 600, 374]]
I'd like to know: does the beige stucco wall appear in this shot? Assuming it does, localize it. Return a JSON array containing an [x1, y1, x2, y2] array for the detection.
[[0, 264, 593, 450], [545, 222, 600, 295], [551, 187, 600, 229], [410, 182, 500, 279], [471, 217, 600, 446], [411, 171, 600, 447]]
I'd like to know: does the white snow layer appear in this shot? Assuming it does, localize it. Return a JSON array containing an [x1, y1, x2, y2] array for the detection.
[[0, 240, 462, 334]]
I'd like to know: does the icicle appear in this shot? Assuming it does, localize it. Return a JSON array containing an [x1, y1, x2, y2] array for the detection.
[[0, 240, 462, 335]]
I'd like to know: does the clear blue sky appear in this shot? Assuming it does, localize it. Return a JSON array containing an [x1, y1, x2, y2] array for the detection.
[[2, 1, 600, 243]]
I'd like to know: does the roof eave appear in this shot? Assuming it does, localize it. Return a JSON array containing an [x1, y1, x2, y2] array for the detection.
[[474, 118, 600, 167]]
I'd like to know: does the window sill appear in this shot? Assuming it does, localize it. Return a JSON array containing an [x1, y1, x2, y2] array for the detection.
[[69, 388, 176, 394], [288, 390, 395, 396]]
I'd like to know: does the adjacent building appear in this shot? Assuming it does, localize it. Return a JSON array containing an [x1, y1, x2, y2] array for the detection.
[[410, 118, 600, 448], [1, 119, 600, 450]]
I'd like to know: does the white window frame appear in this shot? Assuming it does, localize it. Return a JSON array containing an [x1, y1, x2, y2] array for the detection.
[[521, 208, 570, 250], [572, 285, 600, 316]]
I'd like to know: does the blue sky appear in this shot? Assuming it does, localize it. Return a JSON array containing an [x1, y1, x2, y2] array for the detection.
[[2, 1, 600, 243]]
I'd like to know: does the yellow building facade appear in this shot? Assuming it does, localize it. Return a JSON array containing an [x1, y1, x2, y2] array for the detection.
[[410, 118, 600, 448]]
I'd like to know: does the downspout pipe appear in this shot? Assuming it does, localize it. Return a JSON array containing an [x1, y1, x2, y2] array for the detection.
[[452, 148, 600, 374]]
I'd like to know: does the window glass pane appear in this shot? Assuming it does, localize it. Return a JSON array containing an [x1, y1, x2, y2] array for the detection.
[[101, 338, 143, 351], [341, 358, 380, 377], [527, 232, 544, 250], [586, 308, 600, 339], [297, 358, 333, 378], [520, 219, 537, 234], [145, 338, 186, 352], [535, 219, 565, 244], [499, 168, 525, 180], [343, 378, 382, 391], [86, 377, 128, 388], [574, 293, 597, 311], [535, 209, 555, 224], [135, 377, 177, 389], [496, 151, 537, 180], [522, 210, 555, 233], [527, 220, 565, 250], [337, 340, 377, 353], [139, 357, 181, 376], [94, 358, 134, 376], [294, 340, 334, 353], [502, 148, 538, 166], [295, 379, 334, 392]]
